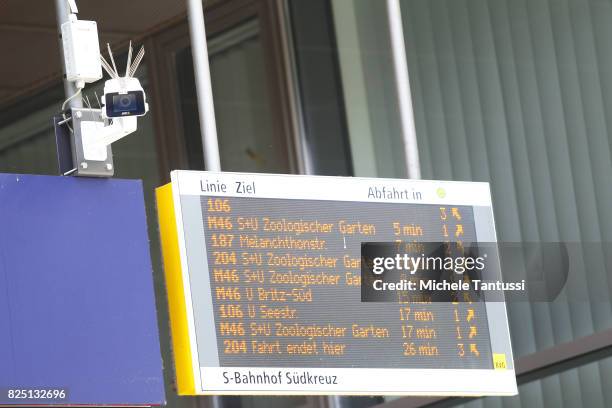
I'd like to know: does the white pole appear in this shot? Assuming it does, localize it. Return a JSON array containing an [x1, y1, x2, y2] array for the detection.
[[185, 11, 223, 408], [187, 0, 221, 171], [386, 0, 421, 179]]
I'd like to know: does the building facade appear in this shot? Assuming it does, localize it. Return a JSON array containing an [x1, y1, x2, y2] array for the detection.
[[1, 0, 611, 407]]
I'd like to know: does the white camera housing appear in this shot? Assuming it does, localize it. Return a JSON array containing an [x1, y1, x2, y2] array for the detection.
[[80, 77, 148, 162], [101, 77, 149, 119]]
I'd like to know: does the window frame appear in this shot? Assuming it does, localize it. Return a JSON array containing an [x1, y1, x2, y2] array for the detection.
[[147, 0, 299, 182]]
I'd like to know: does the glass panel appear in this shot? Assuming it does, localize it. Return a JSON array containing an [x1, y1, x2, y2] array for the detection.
[[0, 104, 59, 175], [398, 0, 612, 356], [331, 1, 612, 405], [332, 0, 612, 358], [288, 0, 354, 176], [175, 18, 290, 173], [331, 0, 406, 178]]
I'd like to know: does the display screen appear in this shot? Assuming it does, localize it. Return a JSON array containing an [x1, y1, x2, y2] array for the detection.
[[105, 91, 145, 117], [162, 171, 516, 395], [205, 198, 493, 369]]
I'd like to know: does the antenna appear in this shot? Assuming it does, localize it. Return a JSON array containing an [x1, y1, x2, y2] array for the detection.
[[67, 0, 79, 14], [129, 46, 145, 77], [84, 94, 92, 111], [125, 41, 133, 78], [100, 54, 117, 78], [94, 91, 102, 109], [106, 43, 119, 78]]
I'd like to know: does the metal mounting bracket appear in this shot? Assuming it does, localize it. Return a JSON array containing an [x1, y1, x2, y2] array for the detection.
[[54, 107, 114, 177]]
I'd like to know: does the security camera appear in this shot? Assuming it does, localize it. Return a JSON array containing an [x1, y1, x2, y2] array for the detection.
[[74, 43, 148, 169], [100, 43, 148, 119], [55, 0, 151, 177], [102, 77, 148, 118]]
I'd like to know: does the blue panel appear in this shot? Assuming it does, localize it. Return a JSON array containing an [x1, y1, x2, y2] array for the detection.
[[0, 174, 165, 406]]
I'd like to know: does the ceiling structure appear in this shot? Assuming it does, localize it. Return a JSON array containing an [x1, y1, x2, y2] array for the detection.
[[0, 0, 187, 106]]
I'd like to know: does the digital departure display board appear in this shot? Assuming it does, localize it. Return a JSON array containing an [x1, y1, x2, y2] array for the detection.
[[156, 171, 516, 396]]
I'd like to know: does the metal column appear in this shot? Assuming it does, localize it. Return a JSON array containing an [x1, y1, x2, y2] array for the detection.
[[386, 0, 421, 179], [187, 0, 222, 171], [55, 0, 82, 109], [187, 1, 223, 407]]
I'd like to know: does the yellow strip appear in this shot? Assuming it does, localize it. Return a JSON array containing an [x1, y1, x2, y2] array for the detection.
[[156, 183, 196, 395]]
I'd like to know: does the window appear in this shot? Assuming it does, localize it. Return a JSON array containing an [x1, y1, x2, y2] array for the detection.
[[328, 0, 612, 406]]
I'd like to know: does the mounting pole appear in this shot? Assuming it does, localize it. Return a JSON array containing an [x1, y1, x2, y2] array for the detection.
[[185, 6, 223, 408], [386, 0, 421, 179], [187, 0, 221, 171], [55, 0, 82, 110]]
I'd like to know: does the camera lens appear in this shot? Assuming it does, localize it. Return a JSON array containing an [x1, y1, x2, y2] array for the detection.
[[112, 93, 138, 113], [119, 96, 132, 108]]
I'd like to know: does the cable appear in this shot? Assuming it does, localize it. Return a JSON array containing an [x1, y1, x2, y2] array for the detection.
[[61, 86, 83, 112], [60, 84, 84, 134]]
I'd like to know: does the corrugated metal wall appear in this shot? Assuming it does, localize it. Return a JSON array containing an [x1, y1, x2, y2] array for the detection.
[[399, 0, 612, 406]]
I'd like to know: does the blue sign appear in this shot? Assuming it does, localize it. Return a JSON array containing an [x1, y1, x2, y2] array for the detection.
[[0, 174, 165, 406]]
